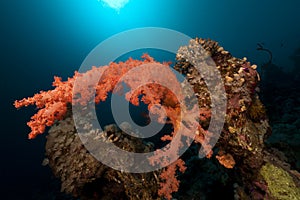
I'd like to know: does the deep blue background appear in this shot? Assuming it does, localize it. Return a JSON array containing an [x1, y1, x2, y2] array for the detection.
[[1, 0, 300, 199]]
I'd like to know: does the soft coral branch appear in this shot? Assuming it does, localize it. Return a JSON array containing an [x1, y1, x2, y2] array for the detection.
[[14, 55, 173, 139], [158, 159, 186, 200], [14, 76, 73, 139]]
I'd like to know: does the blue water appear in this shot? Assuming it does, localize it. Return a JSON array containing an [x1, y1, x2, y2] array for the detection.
[[1, 0, 300, 199]]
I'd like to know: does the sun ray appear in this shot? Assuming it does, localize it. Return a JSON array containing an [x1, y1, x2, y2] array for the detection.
[[99, 0, 129, 12]]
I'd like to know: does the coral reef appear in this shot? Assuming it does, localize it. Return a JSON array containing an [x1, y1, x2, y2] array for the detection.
[[15, 38, 300, 199], [175, 38, 300, 199], [45, 110, 160, 199], [175, 38, 269, 166]]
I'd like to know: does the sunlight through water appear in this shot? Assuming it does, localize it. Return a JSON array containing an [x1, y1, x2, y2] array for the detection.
[[99, 0, 129, 12]]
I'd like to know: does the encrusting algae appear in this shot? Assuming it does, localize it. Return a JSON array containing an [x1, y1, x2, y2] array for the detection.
[[260, 162, 300, 200]]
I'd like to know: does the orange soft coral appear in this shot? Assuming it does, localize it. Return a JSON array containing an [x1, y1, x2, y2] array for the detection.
[[14, 76, 73, 139], [14, 55, 177, 139], [158, 159, 186, 200]]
